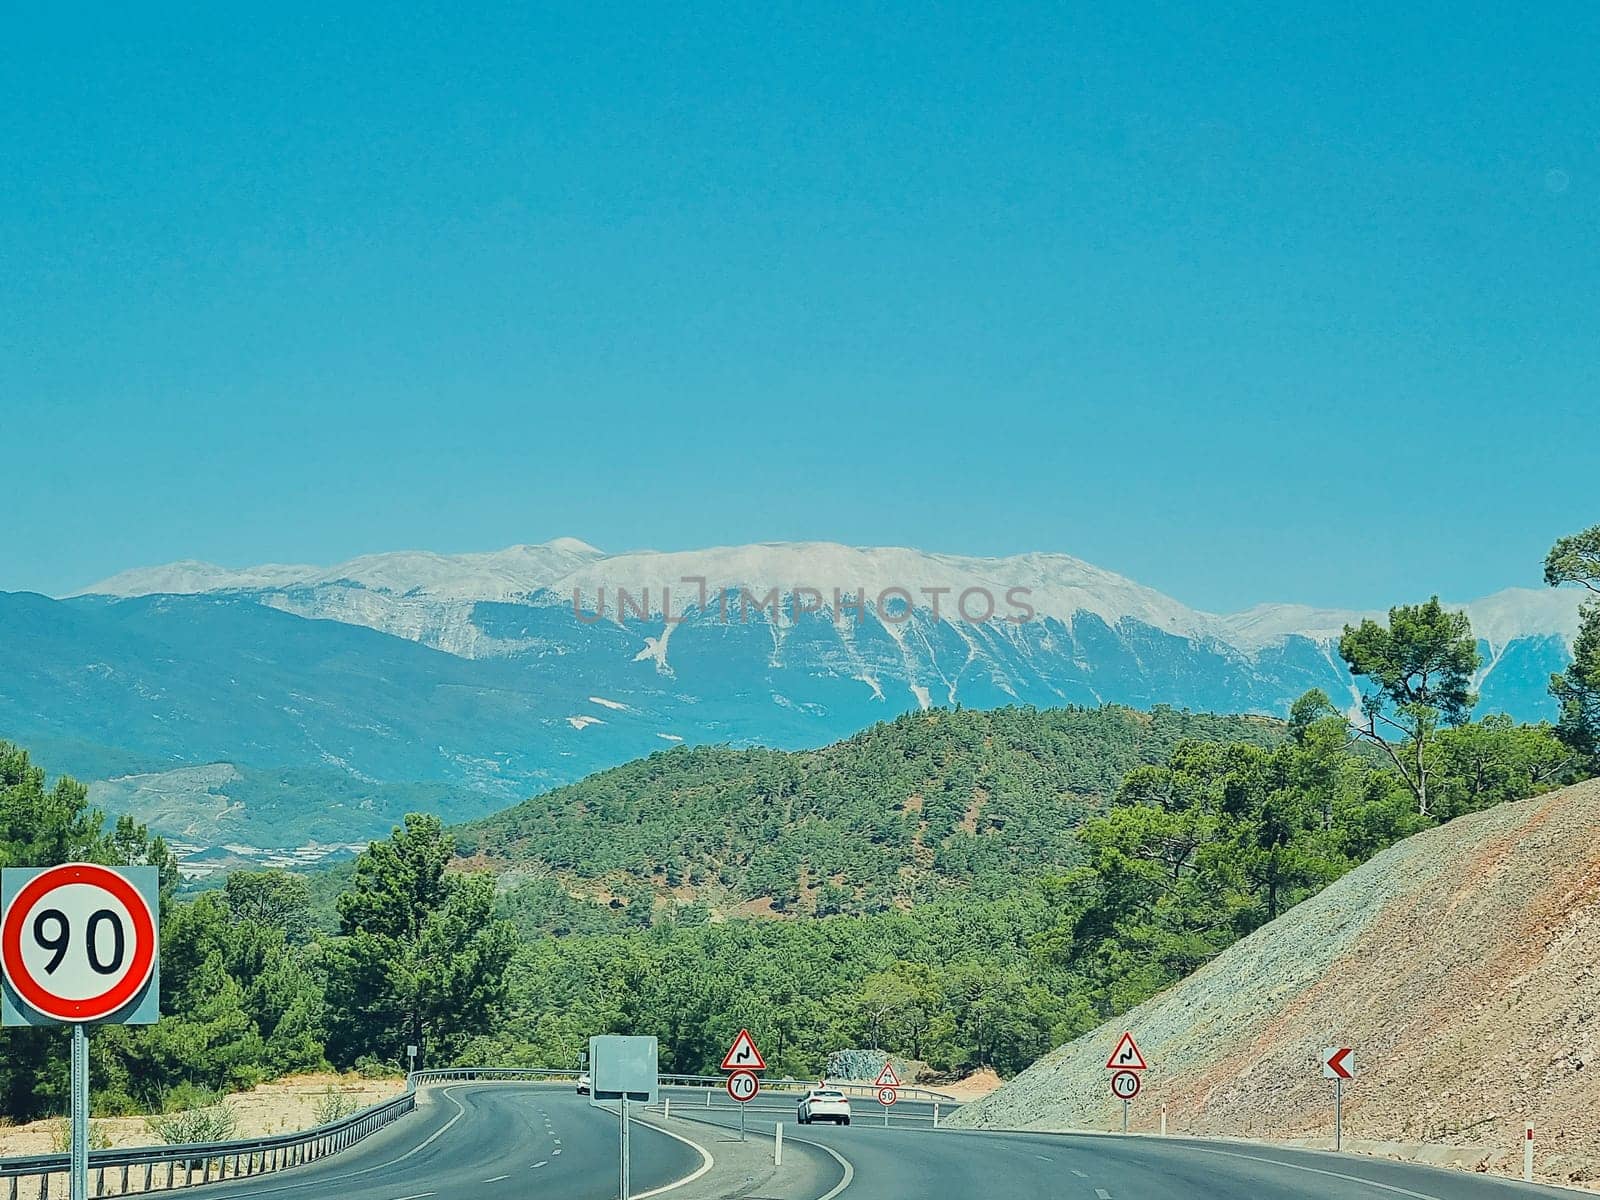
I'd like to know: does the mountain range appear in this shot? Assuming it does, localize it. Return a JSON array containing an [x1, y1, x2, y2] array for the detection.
[[0, 538, 1581, 851]]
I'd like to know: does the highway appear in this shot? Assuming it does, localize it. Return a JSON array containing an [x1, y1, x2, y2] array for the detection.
[[678, 1089, 1583, 1200], [176, 1084, 702, 1200], [159, 1082, 1583, 1200]]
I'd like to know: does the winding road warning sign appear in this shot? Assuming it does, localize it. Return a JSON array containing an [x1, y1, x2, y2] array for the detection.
[[1, 864, 160, 1025], [1106, 1031, 1148, 1071], [720, 1029, 767, 1072]]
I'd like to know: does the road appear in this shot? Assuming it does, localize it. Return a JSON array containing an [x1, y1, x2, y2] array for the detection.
[[163, 1082, 1583, 1200], [680, 1090, 1582, 1200], [179, 1084, 701, 1200]]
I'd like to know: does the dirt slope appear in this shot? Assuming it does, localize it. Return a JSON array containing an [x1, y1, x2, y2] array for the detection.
[[949, 779, 1600, 1185]]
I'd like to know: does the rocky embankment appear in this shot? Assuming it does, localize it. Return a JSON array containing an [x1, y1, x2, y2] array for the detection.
[[950, 780, 1600, 1187]]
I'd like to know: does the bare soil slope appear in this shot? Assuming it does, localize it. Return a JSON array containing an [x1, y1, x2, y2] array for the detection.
[[949, 779, 1600, 1185]]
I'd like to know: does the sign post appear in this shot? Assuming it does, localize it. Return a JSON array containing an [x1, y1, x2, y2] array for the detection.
[[1105, 1033, 1148, 1135], [2, 864, 161, 1200], [726, 1068, 760, 1139], [589, 1035, 659, 1200], [407, 1044, 418, 1074], [874, 1063, 901, 1126], [1110, 1070, 1141, 1133], [720, 1030, 766, 1143], [1321, 1046, 1355, 1151]]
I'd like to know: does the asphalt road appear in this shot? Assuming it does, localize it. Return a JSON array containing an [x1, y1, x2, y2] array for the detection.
[[159, 1082, 1585, 1200], [178, 1084, 702, 1200], [683, 1096, 1584, 1200]]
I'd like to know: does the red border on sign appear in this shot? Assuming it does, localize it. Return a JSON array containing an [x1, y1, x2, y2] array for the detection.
[[726, 1070, 760, 1103], [1109, 1070, 1141, 1099], [719, 1028, 767, 1071], [877, 1086, 899, 1106], [1, 864, 157, 1022]]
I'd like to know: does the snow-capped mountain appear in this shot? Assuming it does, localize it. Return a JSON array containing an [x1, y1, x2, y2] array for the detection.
[[2, 538, 1578, 848], [78, 538, 1583, 692]]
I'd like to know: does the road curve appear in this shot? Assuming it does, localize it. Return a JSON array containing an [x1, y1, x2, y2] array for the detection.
[[684, 1099, 1582, 1199], [180, 1084, 702, 1200]]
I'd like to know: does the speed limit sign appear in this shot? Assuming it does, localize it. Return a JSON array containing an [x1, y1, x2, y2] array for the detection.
[[726, 1070, 760, 1103], [1110, 1070, 1141, 1100], [1, 864, 161, 1026]]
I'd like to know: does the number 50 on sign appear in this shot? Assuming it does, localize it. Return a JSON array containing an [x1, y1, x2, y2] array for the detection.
[[1, 865, 161, 1026]]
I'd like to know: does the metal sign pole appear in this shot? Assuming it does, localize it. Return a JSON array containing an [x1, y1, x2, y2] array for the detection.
[[71, 1023, 89, 1200], [1122, 1099, 1129, 1135], [740, 1099, 747, 1142], [1335, 1077, 1343, 1152], [619, 1095, 630, 1200]]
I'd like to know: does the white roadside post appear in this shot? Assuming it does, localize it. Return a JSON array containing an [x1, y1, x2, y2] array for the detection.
[[407, 1044, 418, 1075], [1160, 1107, 1167, 1137], [932, 1102, 940, 1129], [2, 865, 162, 1200], [1321, 1046, 1355, 1152], [1525, 1124, 1534, 1182], [774, 1121, 783, 1166]]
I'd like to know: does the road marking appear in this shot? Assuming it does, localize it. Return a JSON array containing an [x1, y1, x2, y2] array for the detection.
[[1095, 1190, 1112, 1199], [765, 1125, 854, 1200], [482, 1175, 509, 1183], [553, 1149, 562, 1156], [1071, 1169, 1088, 1178], [531, 1162, 547, 1170], [1034, 1154, 1053, 1162], [1173, 1146, 1449, 1200], [629, 1116, 716, 1200], [392, 1193, 435, 1200], [176, 1087, 472, 1200]]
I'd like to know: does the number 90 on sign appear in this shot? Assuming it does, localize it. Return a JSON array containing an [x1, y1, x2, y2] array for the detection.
[[1110, 1070, 1141, 1100], [1, 864, 161, 1026], [726, 1070, 760, 1103]]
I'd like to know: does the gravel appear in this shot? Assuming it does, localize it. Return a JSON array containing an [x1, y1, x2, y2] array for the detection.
[[948, 780, 1600, 1186]]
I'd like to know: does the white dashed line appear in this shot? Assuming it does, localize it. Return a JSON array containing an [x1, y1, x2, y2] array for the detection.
[[531, 1162, 547, 1170], [1071, 1169, 1088, 1178], [1095, 1190, 1112, 1199], [483, 1175, 509, 1183]]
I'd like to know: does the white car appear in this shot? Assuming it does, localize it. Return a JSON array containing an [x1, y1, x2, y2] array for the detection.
[[576, 1072, 591, 1095], [797, 1087, 851, 1125]]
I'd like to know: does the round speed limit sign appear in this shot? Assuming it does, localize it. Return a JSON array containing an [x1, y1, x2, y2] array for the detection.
[[1109, 1070, 1141, 1100], [1, 864, 158, 1023], [877, 1086, 899, 1106], [726, 1070, 760, 1103]]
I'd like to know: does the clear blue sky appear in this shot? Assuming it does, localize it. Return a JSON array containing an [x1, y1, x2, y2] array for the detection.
[[3, 3, 1596, 612]]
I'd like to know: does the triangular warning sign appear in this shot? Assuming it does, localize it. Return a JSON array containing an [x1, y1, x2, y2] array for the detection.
[[720, 1029, 767, 1071], [874, 1062, 902, 1088], [1106, 1031, 1148, 1071]]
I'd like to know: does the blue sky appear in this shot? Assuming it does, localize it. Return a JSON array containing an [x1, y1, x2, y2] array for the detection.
[[3, 3, 1596, 612]]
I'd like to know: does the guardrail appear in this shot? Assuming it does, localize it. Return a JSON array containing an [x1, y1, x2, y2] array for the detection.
[[0, 1093, 415, 1200], [407, 1066, 959, 1104]]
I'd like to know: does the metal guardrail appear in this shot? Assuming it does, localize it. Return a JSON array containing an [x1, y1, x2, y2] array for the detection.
[[407, 1066, 959, 1104], [0, 1093, 416, 1200]]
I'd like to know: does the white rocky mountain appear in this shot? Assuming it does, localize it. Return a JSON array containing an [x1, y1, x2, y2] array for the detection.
[[4, 537, 1576, 848], [79, 537, 1582, 675]]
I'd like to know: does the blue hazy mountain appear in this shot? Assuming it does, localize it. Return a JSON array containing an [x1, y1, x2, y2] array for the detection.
[[1, 539, 1581, 848]]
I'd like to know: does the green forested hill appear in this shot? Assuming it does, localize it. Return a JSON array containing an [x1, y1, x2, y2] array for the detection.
[[457, 705, 1282, 916]]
